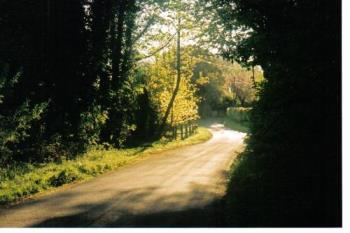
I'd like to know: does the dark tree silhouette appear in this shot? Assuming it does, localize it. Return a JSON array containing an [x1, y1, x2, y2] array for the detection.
[[208, 0, 341, 227]]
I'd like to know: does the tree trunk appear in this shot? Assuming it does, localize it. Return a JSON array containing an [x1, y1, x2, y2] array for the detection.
[[158, 17, 181, 136], [111, 3, 126, 90]]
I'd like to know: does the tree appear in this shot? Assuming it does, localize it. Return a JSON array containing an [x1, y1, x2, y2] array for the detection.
[[0, 0, 88, 161], [133, 0, 200, 136], [206, 0, 341, 226], [191, 48, 262, 116], [142, 45, 199, 130], [0, 0, 164, 161]]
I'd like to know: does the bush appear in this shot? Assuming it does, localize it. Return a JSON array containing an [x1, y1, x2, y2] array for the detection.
[[226, 107, 251, 122], [48, 169, 79, 187], [0, 101, 48, 165]]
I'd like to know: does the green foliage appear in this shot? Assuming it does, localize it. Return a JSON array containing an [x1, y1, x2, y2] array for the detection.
[[101, 81, 139, 147], [223, 118, 249, 134], [208, 0, 341, 226], [0, 0, 163, 163], [0, 0, 260, 169], [226, 107, 250, 122], [192, 60, 232, 116], [130, 83, 158, 141], [48, 169, 80, 187], [0, 101, 48, 164], [79, 105, 109, 146], [141, 46, 200, 127], [191, 49, 262, 117]]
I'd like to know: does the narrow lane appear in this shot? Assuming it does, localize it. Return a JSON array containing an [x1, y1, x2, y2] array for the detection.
[[0, 123, 246, 227]]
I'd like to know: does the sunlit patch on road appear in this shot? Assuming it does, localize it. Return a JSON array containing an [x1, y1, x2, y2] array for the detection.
[[209, 123, 246, 142], [0, 126, 245, 227]]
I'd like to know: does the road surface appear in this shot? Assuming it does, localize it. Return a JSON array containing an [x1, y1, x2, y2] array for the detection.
[[0, 123, 246, 227]]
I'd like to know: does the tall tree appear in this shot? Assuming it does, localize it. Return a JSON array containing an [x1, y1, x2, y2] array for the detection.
[[206, 0, 341, 226]]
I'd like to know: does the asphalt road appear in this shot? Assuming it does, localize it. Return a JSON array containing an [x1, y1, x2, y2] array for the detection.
[[0, 123, 246, 227]]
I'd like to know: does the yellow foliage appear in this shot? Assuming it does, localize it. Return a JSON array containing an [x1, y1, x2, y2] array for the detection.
[[144, 46, 199, 125]]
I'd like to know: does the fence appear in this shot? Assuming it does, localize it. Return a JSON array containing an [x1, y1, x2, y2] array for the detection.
[[165, 120, 198, 140]]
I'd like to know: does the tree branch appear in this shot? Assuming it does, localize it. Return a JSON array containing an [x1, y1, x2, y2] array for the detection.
[[132, 15, 156, 44], [135, 33, 176, 62]]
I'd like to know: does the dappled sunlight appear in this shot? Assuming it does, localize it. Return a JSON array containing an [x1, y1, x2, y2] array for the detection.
[[209, 123, 225, 130], [209, 123, 247, 142], [0, 126, 243, 227], [0, 0, 340, 227]]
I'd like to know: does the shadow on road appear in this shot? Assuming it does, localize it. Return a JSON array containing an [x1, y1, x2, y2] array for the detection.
[[31, 199, 226, 227], [29, 183, 228, 227], [28, 170, 231, 227], [0, 123, 242, 228]]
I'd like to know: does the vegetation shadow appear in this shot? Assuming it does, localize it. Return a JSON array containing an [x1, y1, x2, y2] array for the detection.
[[24, 171, 232, 227], [31, 199, 226, 228]]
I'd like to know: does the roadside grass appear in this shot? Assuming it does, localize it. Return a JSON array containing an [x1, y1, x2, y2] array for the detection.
[[199, 117, 250, 133], [0, 127, 212, 205], [222, 118, 249, 133]]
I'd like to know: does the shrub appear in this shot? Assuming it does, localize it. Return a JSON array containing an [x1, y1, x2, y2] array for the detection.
[[226, 107, 251, 122], [48, 169, 79, 187], [0, 101, 48, 164]]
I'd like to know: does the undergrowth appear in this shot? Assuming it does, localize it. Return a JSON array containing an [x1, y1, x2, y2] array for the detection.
[[0, 127, 212, 205]]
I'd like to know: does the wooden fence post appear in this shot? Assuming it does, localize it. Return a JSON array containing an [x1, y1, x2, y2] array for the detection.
[[181, 124, 184, 139], [172, 126, 175, 140]]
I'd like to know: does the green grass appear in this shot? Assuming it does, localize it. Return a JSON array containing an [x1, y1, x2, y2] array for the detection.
[[0, 127, 212, 205], [199, 117, 250, 133], [226, 107, 251, 123], [223, 118, 249, 133]]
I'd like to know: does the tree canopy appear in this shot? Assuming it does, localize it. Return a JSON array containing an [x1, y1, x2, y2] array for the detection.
[[0, 0, 253, 163], [0, 0, 341, 227], [205, 0, 341, 226]]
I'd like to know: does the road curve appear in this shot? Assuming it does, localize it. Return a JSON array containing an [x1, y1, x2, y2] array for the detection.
[[0, 123, 246, 227]]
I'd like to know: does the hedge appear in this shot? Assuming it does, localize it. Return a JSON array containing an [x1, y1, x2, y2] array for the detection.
[[226, 107, 251, 122]]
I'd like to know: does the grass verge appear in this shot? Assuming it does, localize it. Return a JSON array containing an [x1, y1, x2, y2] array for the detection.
[[0, 127, 212, 205], [223, 118, 249, 133], [199, 117, 250, 133]]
